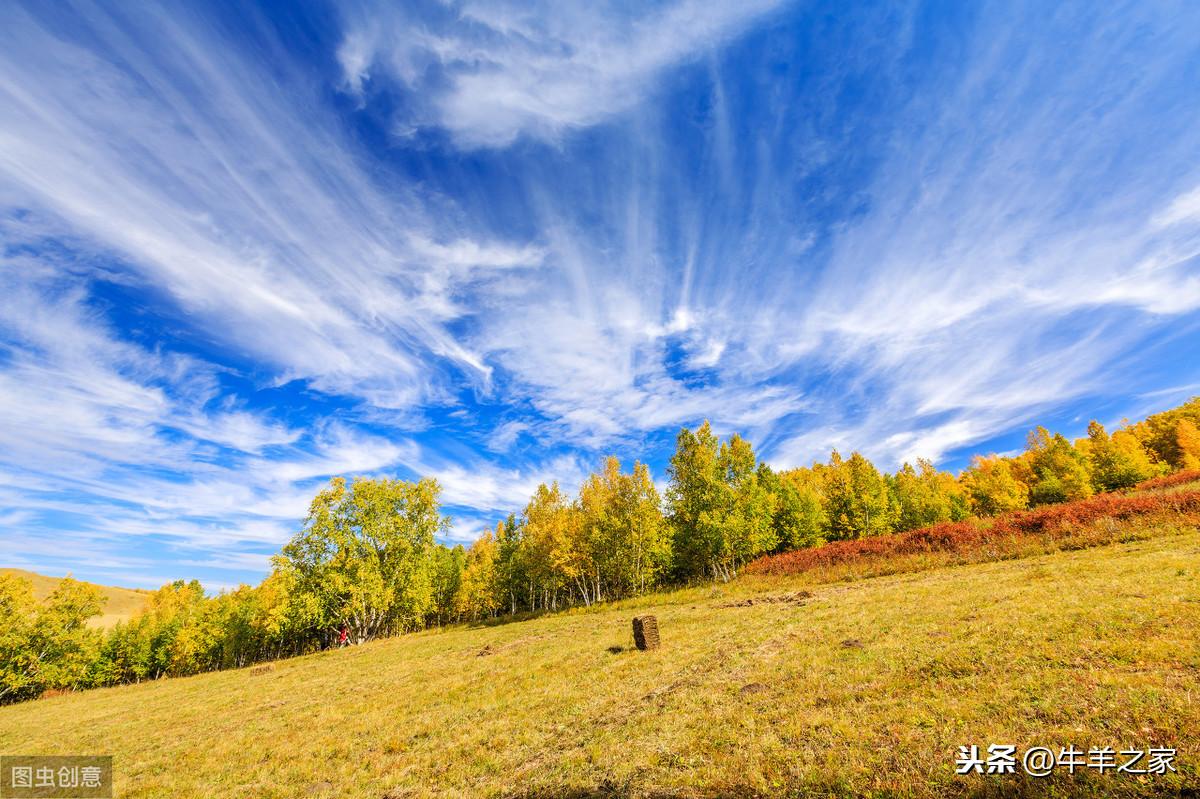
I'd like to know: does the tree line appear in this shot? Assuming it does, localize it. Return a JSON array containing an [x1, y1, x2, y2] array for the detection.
[[3, 397, 1199, 703]]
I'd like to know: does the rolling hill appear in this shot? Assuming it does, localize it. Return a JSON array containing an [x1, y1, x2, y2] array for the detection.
[[0, 568, 151, 628]]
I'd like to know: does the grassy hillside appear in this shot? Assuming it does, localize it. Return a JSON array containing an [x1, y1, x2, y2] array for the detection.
[[1, 520, 1196, 798], [0, 568, 151, 628]]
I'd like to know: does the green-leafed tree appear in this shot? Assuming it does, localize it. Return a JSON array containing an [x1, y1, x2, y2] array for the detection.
[[429, 544, 466, 627], [764, 465, 828, 551], [494, 514, 524, 615], [822, 451, 896, 539], [667, 422, 777, 581], [276, 476, 447, 644], [0, 574, 103, 703], [667, 421, 724, 579], [713, 433, 778, 578]]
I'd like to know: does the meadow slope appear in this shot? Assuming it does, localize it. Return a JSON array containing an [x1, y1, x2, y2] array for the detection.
[[2, 525, 1197, 798]]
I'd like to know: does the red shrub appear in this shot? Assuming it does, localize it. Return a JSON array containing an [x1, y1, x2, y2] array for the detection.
[[1134, 470, 1200, 492], [744, 489, 1200, 577]]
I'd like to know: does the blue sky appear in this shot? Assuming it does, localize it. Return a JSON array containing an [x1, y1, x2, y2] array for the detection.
[[2, 0, 1199, 590]]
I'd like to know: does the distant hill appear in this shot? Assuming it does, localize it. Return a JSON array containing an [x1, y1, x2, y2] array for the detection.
[[0, 568, 151, 628]]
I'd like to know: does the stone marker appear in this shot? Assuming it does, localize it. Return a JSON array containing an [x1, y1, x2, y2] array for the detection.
[[632, 615, 660, 650]]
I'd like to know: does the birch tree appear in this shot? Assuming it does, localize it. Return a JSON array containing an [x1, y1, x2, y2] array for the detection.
[[667, 422, 777, 581], [578, 457, 670, 601], [276, 476, 446, 644]]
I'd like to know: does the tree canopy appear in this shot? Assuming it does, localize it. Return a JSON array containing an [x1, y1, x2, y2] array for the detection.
[[5, 396, 1198, 703]]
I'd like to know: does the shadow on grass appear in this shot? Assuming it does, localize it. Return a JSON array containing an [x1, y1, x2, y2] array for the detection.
[[502, 774, 1200, 799], [506, 785, 744, 799], [464, 608, 557, 628], [948, 773, 1198, 799], [454, 579, 724, 633]]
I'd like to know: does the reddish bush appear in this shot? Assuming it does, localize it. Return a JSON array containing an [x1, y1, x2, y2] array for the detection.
[[744, 489, 1200, 577], [1134, 470, 1200, 492]]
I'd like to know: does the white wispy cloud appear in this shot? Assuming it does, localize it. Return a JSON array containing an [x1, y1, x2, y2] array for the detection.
[[1154, 184, 1200, 229], [2, 0, 1200, 590], [0, 2, 540, 413], [755, 3, 1200, 466], [337, 0, 789, 147], [0, 247, 602, 580]]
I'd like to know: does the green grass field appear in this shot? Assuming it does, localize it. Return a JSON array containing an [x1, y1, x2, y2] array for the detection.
[[0, 569, 151, 629], [2, 523, 1197, 798]]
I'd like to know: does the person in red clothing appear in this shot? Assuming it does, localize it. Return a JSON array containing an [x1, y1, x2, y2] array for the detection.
[[337, 625, 349, 647]]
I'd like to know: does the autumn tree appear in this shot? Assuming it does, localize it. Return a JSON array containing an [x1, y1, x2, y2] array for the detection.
[[1085, 421, 1159, 491], [1025, 427, 1093, 505], [1176, 419, 1200, 471], [520, 482, 581, 611], [890, 459, 971, 531], [456, 530, 501, 621], [577, 457, 670, 602], [1122, 396, 1200, 466], [153, 580, 219, 676], [0, 574, 40, 701], [960, 455, 1029, 516], [250, 570, 303, 660]]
